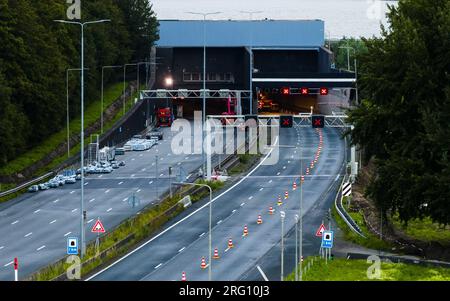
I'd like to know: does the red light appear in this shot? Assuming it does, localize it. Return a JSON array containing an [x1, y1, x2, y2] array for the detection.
[[14, 258, 18, 270], [301, 88, 309, 95], [281, 87, 290, 95], [320, 88, 329, 95]]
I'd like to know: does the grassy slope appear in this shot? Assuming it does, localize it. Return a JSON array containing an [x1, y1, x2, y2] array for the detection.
[[332, 198, 393, 251], [0, 83, 126, 176], [390, 214, 450, 245], [286, 257, 450, 281]]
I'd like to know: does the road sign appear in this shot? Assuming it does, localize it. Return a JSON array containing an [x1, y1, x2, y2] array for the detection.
[[343, 182, 352, 197], [67, 237, 78, 255], [91, 219, 105, 233], [321, 230, 334, 249], [280, 116, 293, 128], [312, 115, 325, 128], [315, 224, 326, 237]]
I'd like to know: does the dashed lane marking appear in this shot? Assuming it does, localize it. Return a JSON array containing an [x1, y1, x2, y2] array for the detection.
[[107, 208, 112, 213], [50, 220, 57, 224], [178, 247, 186, 253], [64, 232, 71, 237], [11, 220, 19, 225], [199, 232, 205, 238], [37, 245, 46, 251], [24, 232, 32, 238], [89, 198, 95, 203], [34, 209, 41, 214]]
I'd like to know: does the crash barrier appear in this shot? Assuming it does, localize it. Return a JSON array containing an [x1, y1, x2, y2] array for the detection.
[[0, 172, 54, 198]]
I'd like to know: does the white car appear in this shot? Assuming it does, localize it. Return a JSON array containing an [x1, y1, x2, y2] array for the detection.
[[28, 185, 39, 193], [65, 177, 76, 184], [38, 184, 49, 190]]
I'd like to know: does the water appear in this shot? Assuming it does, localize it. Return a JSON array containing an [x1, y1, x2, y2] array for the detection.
[[151, 0, 398, 38]]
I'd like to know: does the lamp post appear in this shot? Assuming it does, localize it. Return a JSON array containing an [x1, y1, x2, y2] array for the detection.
[[174, 182, 213, 281], [240, 10, 263, 115], [54, 19, 111, 258], [338, 46, 355, 72], [101, 65, 122, 134], [280, 210, 286, 281], [123, 63, 138, 116], [186, 11, 221, 177], [66, 68, 89, 158]]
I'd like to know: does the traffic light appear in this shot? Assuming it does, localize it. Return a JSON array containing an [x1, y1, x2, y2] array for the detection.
[[280, 115, 293, 128], [281, 87, 290, 95], [312, 115, 325, 128], [320, 87, 329, 95], [301, 87, 309, 95], [14, 258, 18, 270]]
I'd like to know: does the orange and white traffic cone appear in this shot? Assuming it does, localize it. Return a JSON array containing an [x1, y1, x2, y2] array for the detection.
[[228, 238, 234, 249], [213, 248, 220, 259], [201, 257, 207, 269], [277, 196, 283, 206], [181, 271, 187, 281], [285, 191, 289, 200], [306, 168, 310, 175], [243, 225, 248, 237], [269, 206, 275, 215], [301, 175, 305, 183], [293, 182, 297, 191], [257, 215, 263, 224]]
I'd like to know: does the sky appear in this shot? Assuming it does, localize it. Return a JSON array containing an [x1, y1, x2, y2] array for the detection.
[[150, 0, 398, 38]]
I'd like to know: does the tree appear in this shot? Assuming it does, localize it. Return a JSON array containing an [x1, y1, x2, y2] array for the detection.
[[348, 0, 450, 225]]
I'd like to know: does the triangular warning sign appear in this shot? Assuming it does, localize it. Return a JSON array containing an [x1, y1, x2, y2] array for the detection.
[[315, 224, 326, 237], [91, 219, 105, 233]]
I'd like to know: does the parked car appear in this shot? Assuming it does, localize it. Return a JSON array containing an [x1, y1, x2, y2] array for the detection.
[[147, 131, 163, 141], [76, 174, 82, 181], [111, 163, 119, 169], [115, 148, 125, 155], [38, 184, 49, 191], [65, 177, 76, 184], [28, 185, 39, 193], [118, 161, 126, 167]]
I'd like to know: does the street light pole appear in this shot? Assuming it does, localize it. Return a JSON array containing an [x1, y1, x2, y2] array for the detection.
[[186, 11, 221, 177], [280, 210, 286, 281], [101, 65, 122, 134], [174, 182, 213, 281], [123, 63, 138, 115], [299, 126, 304, 281], [338, 46, 355, 72], [66, 68, 83, 158], [54, 19, 111, 259], [294, 214, 299, 281], [240, 10, 262, 115]]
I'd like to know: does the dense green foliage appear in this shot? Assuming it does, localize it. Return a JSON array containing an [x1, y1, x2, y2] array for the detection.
[[0, 0, 158, 169], [330, 38, 368, 72], [347, 0, 450, 225]]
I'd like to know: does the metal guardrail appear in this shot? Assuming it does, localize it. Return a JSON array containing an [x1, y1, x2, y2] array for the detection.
[[334, 175, 366, 238], [0, 172, 54, 198]]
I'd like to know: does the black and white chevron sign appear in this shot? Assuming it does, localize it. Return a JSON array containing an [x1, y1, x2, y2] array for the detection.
[[342, 182, 352, 197]]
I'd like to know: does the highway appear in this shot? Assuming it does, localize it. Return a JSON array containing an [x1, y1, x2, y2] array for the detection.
[[0, 126, 229, 281], [87, 125, 345, 281]]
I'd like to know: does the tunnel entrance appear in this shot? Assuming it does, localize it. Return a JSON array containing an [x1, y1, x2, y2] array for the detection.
[[256, 87, 319, 115]]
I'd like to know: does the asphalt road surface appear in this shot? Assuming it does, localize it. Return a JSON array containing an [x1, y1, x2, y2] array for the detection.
[[88, 125, 345, 281], [0, 125, 235, 281]]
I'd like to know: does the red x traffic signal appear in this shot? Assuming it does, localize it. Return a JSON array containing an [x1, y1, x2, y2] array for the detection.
[[301, 88, 309, 95], [312, 115, 325, 128], [320, 88, 329, 95], [281, 87, 290, 95], [280, 116, 293, 128]]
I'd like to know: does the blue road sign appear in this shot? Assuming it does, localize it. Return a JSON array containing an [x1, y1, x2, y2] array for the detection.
[[67, 237, 78, 255], [321, 230, 334, 249]]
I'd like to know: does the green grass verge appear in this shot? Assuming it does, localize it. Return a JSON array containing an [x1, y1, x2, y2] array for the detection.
[[332, 198, 393, 251], [0, 83, 128, 177], [390, 214, 450, 245], [286, 257, 450, 281], [229, 154, 260, 175], [30, 180, 224, 281]]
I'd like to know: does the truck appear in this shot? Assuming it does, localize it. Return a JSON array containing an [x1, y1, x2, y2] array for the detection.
[[157, 107, 173, 127]]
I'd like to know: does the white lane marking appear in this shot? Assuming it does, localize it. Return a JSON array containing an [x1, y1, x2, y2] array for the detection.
[[139, 154, 143, 157], [149, 181, 153, 184], [185, 157, 189, 160], [151, 163, 155, 166], [160, 174, 164, 177], [89, 198, 95, 203], [136, 189, 141, 193], [105, 189, 110, 193], [84, 182, 89, 186], [87, 219, 94, 224], [248, 196, 253, 200], [72, 208, 78, 213], [177, 162, 181, 165], [24, 232, 32, 238], [107, 208, 112, 213], [335, 174, 340, 182], [98, 175, 103, 178], [131, 174, 135, 178], [142, 168, 146, 172], [53, 199, 59, 203], [64, 232, 72, 237], [259, 187, 264, 191], [178, 247, 186, 253], [217, 220, 222, 225], [240, 202, 245, 207], [11, 220, 19, 225], [85, 136, 279, 281], [154, 263, 162, 269], [4, 261, 13, 267], [122, 198, 128, 202], [232, 210, 237, 213], [37, 245, 46, 251], [131, 158, 135, 161], [277, 172, 281, 176], [118, 181, 123, 185], [0, 246, 4, 250], [269, 180, 273, 183], [224, 247, 230, 253], [34, 209, 41, 214], [257, 265, 269, 281], [199, 232, 205, 238], [283, 166, 286, 169], [70, 191, 75, 194], [50, 220, 57, 224], [288, 161, 291, 164]]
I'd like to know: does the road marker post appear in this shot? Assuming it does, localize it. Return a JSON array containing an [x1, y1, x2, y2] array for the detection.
[[257, 215, 263, 224], [213, 248, 220, 259], [243, 225, 248, 237], [14, 257, 18, 281]]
